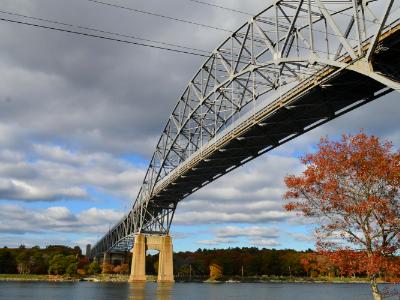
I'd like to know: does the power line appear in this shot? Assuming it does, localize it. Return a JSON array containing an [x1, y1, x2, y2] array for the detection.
[[0, 9, 74, 27], [187, 0, 253, 16], [78, 25, 210, 54], [87, 0, 232, 32], [0, 8, 333, 61], [0, 9, 211, 55], [0, 17, 209, 57]]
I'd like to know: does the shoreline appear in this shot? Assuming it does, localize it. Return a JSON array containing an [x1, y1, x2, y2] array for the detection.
[[0, 274, 395, 284]]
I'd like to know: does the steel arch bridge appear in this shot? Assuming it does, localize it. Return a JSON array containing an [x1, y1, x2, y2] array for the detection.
[[91, 0, 400, 258]]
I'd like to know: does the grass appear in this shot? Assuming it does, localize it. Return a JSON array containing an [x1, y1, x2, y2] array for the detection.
[[0, 274, 58, 281]]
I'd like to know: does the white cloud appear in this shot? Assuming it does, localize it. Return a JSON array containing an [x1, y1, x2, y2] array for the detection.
[[174, 154, 302, 225], [0, 204, 123, 235], [197, 225, 281, 248], [0, 144, 145, 202], [289, 232, 316, 243], [197, 237, 238, 245], [0, 178, 87, 201], [215, 226, 279, 239], [174, 210, 290, 225], [250, 239, 281, 247]]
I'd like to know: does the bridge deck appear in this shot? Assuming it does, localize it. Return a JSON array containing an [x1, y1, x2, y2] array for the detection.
[[147, 23, 400, 221]]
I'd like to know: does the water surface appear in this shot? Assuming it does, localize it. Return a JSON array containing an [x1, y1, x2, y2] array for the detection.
[[0, 281, 398, 300]]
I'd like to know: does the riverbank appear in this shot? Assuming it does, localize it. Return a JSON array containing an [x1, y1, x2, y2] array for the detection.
[[0, 274, 78, 282], [177, 276, 377, 284], [0, 274, 392, 283]]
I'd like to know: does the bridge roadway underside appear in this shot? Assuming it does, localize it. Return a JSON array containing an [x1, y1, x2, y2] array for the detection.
[[146, 27, 400, 220]]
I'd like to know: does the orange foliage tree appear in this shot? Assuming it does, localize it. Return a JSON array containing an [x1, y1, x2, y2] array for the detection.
[[284, 133, 400, 300], [113, 263, 129, 275], [300, 253, 334, 277], [101, 263, 114, 274]]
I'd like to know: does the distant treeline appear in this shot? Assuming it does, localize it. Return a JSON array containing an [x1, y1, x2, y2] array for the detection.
[[152, 247, 399, 280], [0, 245, 101, 276], [1, 246, 399, 280], [163, 248, 313, 278]]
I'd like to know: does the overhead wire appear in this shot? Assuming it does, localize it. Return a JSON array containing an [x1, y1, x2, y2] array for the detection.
[[0, 16, 210, 57], [0, 9, 212, 56], [186, 0, 254, 16], [83, 0, 363, 53], [87, 0, 232, 32], [1, 0, 398, 62], [78, 24, 211, 54]]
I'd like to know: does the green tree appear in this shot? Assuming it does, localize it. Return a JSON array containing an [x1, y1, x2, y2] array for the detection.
[[87, 261, 101, 275], [66, 262, 78, 276], [73, 246, 82, 256], [16, 251, 30, 274], [0, 249, 17, 274], [30, 252, 47, 274], [48, 255, 77, 275]]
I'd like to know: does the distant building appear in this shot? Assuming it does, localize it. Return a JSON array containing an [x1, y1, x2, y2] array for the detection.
[[86, 244, 91, 257]]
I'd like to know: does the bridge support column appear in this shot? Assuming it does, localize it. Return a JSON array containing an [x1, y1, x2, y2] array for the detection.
[[102, 252, 108, 274], [129, 234, 146, 282], [157, 236, 174, 283]]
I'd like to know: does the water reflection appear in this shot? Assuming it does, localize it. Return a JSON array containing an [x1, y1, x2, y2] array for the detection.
[[129, 282, 173, 300], [156, 283, 173, 300], [129, 282, 146, 300]]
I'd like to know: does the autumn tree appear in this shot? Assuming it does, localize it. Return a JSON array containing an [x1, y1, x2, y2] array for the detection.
[[113, 263, 129, 275], [284, 133, 400, 300], [101, 262, 114, 274]]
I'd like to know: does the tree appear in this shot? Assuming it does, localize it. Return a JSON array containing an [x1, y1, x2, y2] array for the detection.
[[284, 133, 400, 300], [66, 262, 78, 276], [73, 246, 82, 256], [101, 263, 114, 274], [48, 254, 77, 275], [113, 264, 129, 275], [87, 261, 101, 275], [78, 257, 90, 270], [16, 251, 30, 274], [209, 263, 223, 281], [0, 249, 17, 274], [30, 252, 47, 274]]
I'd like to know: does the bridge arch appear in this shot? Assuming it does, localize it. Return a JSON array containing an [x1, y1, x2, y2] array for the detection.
[[91, 0, 400, 262]]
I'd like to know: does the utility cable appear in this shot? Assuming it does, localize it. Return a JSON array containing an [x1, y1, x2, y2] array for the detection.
[[0, 17, 209, 57], [78, 25, 211, 54], [0, 9, 211, 55], [187, 0, 253, 16], [87, 0, 232, 32]]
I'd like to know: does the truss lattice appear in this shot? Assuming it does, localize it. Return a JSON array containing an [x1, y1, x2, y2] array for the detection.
[[91, 0, 400, 257]]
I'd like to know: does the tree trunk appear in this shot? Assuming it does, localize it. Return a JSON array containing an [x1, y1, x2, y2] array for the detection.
[[370, 277, 383, 300]]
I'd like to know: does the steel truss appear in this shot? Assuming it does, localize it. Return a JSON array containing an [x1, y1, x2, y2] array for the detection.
[[90, 0, 400, 258]]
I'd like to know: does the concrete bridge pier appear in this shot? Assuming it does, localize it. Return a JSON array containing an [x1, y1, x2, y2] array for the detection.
[[102, 252, 109, 274], [156, 235, 174, 283], [129, 234, 174, 283], [129, 234, 146, 282]]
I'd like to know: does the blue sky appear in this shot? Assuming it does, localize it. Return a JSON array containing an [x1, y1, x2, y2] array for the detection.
[[0, 0, 399, 254]]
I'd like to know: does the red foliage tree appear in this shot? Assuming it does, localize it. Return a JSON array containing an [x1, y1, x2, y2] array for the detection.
[[325, 249, 362, 277], [300, 254, 314, 277], [284, 133, 400, 300]]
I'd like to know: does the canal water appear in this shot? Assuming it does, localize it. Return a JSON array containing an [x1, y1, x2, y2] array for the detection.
[[0, 281, 399, 300]]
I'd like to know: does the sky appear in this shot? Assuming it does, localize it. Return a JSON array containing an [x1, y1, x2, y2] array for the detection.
[[0, 0, 399, 254]]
